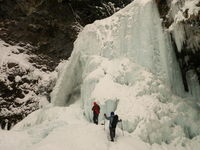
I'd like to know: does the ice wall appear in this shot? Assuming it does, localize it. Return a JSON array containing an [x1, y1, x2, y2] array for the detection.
[[51, 0, 184, 106], [186, 70, 200, 102], [50, 0, 200, 145]]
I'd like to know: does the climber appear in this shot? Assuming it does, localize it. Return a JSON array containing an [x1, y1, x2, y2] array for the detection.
[[92, 102, 100, 125], [104, 112, 122, 142]]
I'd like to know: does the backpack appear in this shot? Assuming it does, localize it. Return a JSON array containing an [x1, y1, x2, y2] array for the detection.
[[111, 115, 118, 128]]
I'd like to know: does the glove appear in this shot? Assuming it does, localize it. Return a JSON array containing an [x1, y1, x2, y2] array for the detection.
[[120, 119, 122, 121]]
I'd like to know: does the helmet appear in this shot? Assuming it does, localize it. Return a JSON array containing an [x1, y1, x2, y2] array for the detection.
[[93, 102, 97, 105], [110, 112, 114, 116]]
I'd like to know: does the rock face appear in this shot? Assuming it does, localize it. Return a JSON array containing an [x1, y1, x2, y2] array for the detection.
[[0, 0, 77, 60], [0, 0, 132, 60]]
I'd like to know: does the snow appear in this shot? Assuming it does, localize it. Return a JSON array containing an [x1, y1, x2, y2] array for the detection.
[[0, 42, 31, 70], [0, 102, 189, 150], [1, 0, 200, 150], [1, 101, 199, 150]]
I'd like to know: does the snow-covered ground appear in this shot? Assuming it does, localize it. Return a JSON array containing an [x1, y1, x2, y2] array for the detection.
[[0, 101, 196, 150], [1, 0, 200, 150]]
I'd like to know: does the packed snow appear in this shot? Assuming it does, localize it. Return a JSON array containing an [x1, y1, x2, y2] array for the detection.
[[1, 0, 200, 150]]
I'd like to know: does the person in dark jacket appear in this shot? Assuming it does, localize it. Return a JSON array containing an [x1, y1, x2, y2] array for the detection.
[[92, 102, 100, 125], [104, 112, 122, 142]]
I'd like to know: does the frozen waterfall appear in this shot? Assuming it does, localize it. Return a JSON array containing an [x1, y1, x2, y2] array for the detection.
[[51, 0, 185, 107], [49, 0, 200, 145]]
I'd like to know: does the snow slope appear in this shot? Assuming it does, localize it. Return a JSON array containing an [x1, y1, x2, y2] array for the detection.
[[1, 101, 196, 150]]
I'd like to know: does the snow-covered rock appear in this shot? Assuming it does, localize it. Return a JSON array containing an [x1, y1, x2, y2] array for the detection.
[[0, 40, 58, 129]]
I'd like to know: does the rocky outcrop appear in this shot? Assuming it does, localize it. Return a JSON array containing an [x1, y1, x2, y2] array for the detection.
[[0, 42, 57, 130], [0, 0, 77, 61], [0, 0, 132, 60]]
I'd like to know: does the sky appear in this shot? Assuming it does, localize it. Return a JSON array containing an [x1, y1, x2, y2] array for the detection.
[[1, 0, 200, 150]]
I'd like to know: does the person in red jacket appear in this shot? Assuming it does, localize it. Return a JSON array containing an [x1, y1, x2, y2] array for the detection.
[[92, 102, 100, 125]]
